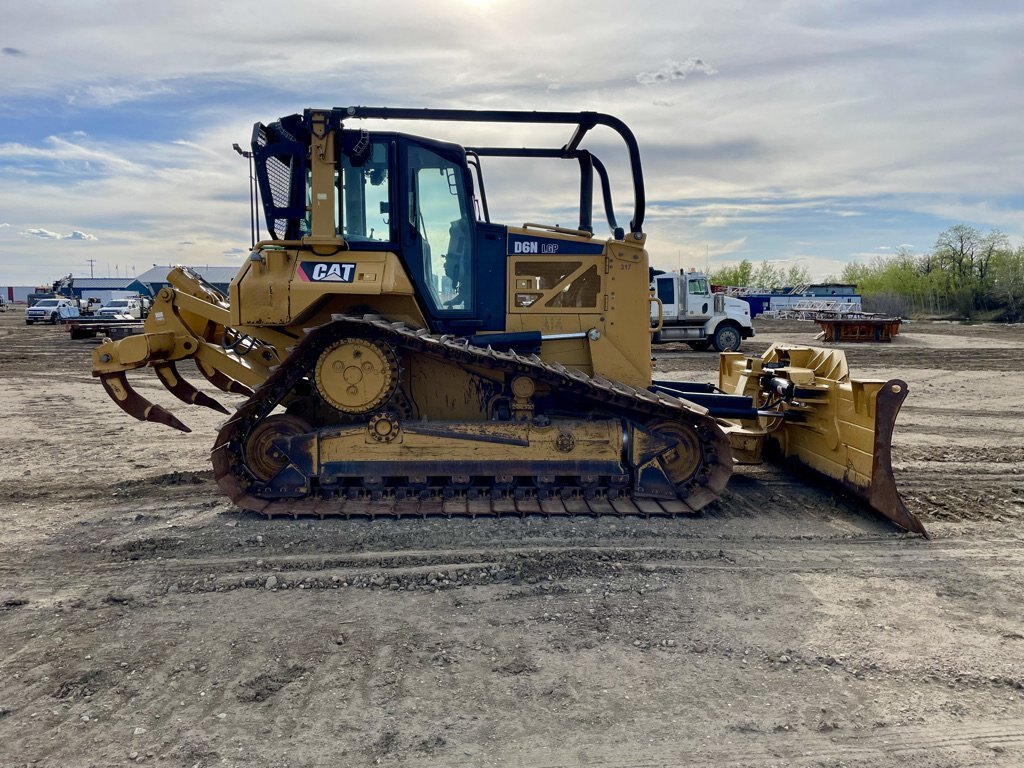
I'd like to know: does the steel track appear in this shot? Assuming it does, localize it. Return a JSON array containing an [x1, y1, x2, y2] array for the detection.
[[212, 315, 732, 517]]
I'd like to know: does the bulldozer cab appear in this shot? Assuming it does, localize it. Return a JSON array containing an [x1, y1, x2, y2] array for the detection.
[[294, 130, 479, 321], [251, 108, 648, 339]]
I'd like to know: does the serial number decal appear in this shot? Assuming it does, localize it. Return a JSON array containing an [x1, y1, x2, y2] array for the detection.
[[299, 262, 357, 282]]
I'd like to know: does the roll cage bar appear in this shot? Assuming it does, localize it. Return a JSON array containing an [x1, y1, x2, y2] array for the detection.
[[330, 107, 645, 237], [252, 107, 647, 242]]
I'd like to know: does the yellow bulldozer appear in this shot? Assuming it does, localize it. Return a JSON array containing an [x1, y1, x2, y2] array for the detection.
[[92, 107, 925, 536]]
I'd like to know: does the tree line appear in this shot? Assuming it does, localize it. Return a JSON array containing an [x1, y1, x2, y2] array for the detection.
[[707, 260, 813, 290], [708, 225, 1024, 321]]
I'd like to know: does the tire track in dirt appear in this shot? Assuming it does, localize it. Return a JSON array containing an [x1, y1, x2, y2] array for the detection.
[[4, 537, 1022, 604], [492, 717, 1024, 767]]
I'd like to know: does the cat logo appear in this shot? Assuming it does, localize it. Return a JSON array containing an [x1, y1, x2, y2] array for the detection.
[[301, 262, 357, 282]]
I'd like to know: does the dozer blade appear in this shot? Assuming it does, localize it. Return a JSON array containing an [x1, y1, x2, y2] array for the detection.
[[774, 377, 924, 536], [195, 359, 256, 398], [858, 379, 924, 536], [720, 346, 927, 537], [99, 371, 191, 433], [153, 362, 230, 414]]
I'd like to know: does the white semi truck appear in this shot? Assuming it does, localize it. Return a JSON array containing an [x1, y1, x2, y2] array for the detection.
[[650, 270, 755, 351]]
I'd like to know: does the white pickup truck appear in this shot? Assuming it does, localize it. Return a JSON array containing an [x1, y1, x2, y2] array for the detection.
[[25, 297, 81, 325], [96, 298, 144, 319]]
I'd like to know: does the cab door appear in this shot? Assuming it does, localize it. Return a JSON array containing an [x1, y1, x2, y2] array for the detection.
[[685, 275, 712, 320], [654, 275, 678, 322], [401, 139, 478, 333]]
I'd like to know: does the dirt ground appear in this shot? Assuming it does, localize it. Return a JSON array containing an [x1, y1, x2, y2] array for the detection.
[[0, 311, 1022, 768]]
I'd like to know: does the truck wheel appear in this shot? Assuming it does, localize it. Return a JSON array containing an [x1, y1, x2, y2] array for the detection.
[[712, 323, 742, 352], [687, 340, 711, 351], [50, 312, 59, 324], [25, 320, 33, 325], [652, 331, 663, 344]]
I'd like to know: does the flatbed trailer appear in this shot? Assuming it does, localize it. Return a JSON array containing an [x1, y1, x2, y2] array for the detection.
[[815, 315, 902, 342], [63, 317, 145, 340]]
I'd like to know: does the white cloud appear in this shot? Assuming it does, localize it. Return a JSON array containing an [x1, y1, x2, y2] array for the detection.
[[818, 208, 863, 218], [72, 82, 173, 108], [636, 58, 717, 86], [21, 228, 61, 240], [0, 136, 147, 175], [20, 228, 97, 241]]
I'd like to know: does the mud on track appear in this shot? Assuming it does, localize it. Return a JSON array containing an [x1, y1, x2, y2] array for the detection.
[[1, 313, 1023, 767]]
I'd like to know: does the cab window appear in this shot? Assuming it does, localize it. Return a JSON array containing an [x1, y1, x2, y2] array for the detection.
[[656, 278, 675, 306], [337, 142, 392, 243], [407, 145, 473, 311], [544, 265, 600, 308], [688, 277, 709, 295]]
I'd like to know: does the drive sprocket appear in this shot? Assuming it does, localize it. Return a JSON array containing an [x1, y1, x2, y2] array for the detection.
[[314, 337, 399, 414]]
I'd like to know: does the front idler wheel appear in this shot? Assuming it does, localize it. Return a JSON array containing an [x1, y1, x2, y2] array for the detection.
[[648, 420, 703, 486], [243, 414, 312, 482]]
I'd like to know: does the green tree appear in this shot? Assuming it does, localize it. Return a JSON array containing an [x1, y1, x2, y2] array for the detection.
[[710, 259, 804, 289], [989, 244, 1024, 321], [751, 260, 782, 288], [783, 264, 812, 287], [709, 259, 753, 286]]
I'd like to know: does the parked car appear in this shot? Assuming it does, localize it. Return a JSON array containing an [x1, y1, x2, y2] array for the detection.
[[25, 297, 81, 324]]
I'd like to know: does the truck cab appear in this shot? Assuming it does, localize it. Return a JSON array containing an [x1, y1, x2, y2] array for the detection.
[[651, 270, 754, 351], [25, 297, 80, 325]]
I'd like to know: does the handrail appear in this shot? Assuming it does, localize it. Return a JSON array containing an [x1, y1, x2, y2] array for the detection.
[[649, 295, 664, 333]]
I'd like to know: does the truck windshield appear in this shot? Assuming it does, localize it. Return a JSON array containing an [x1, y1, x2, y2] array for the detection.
[[36, 300, 59, 307]]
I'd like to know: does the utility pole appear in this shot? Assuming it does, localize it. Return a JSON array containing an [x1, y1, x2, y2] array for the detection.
[[86, 259, 96, 278]]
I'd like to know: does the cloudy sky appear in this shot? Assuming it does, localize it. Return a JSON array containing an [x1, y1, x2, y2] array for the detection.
[[1, 0, 1022, 284]]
